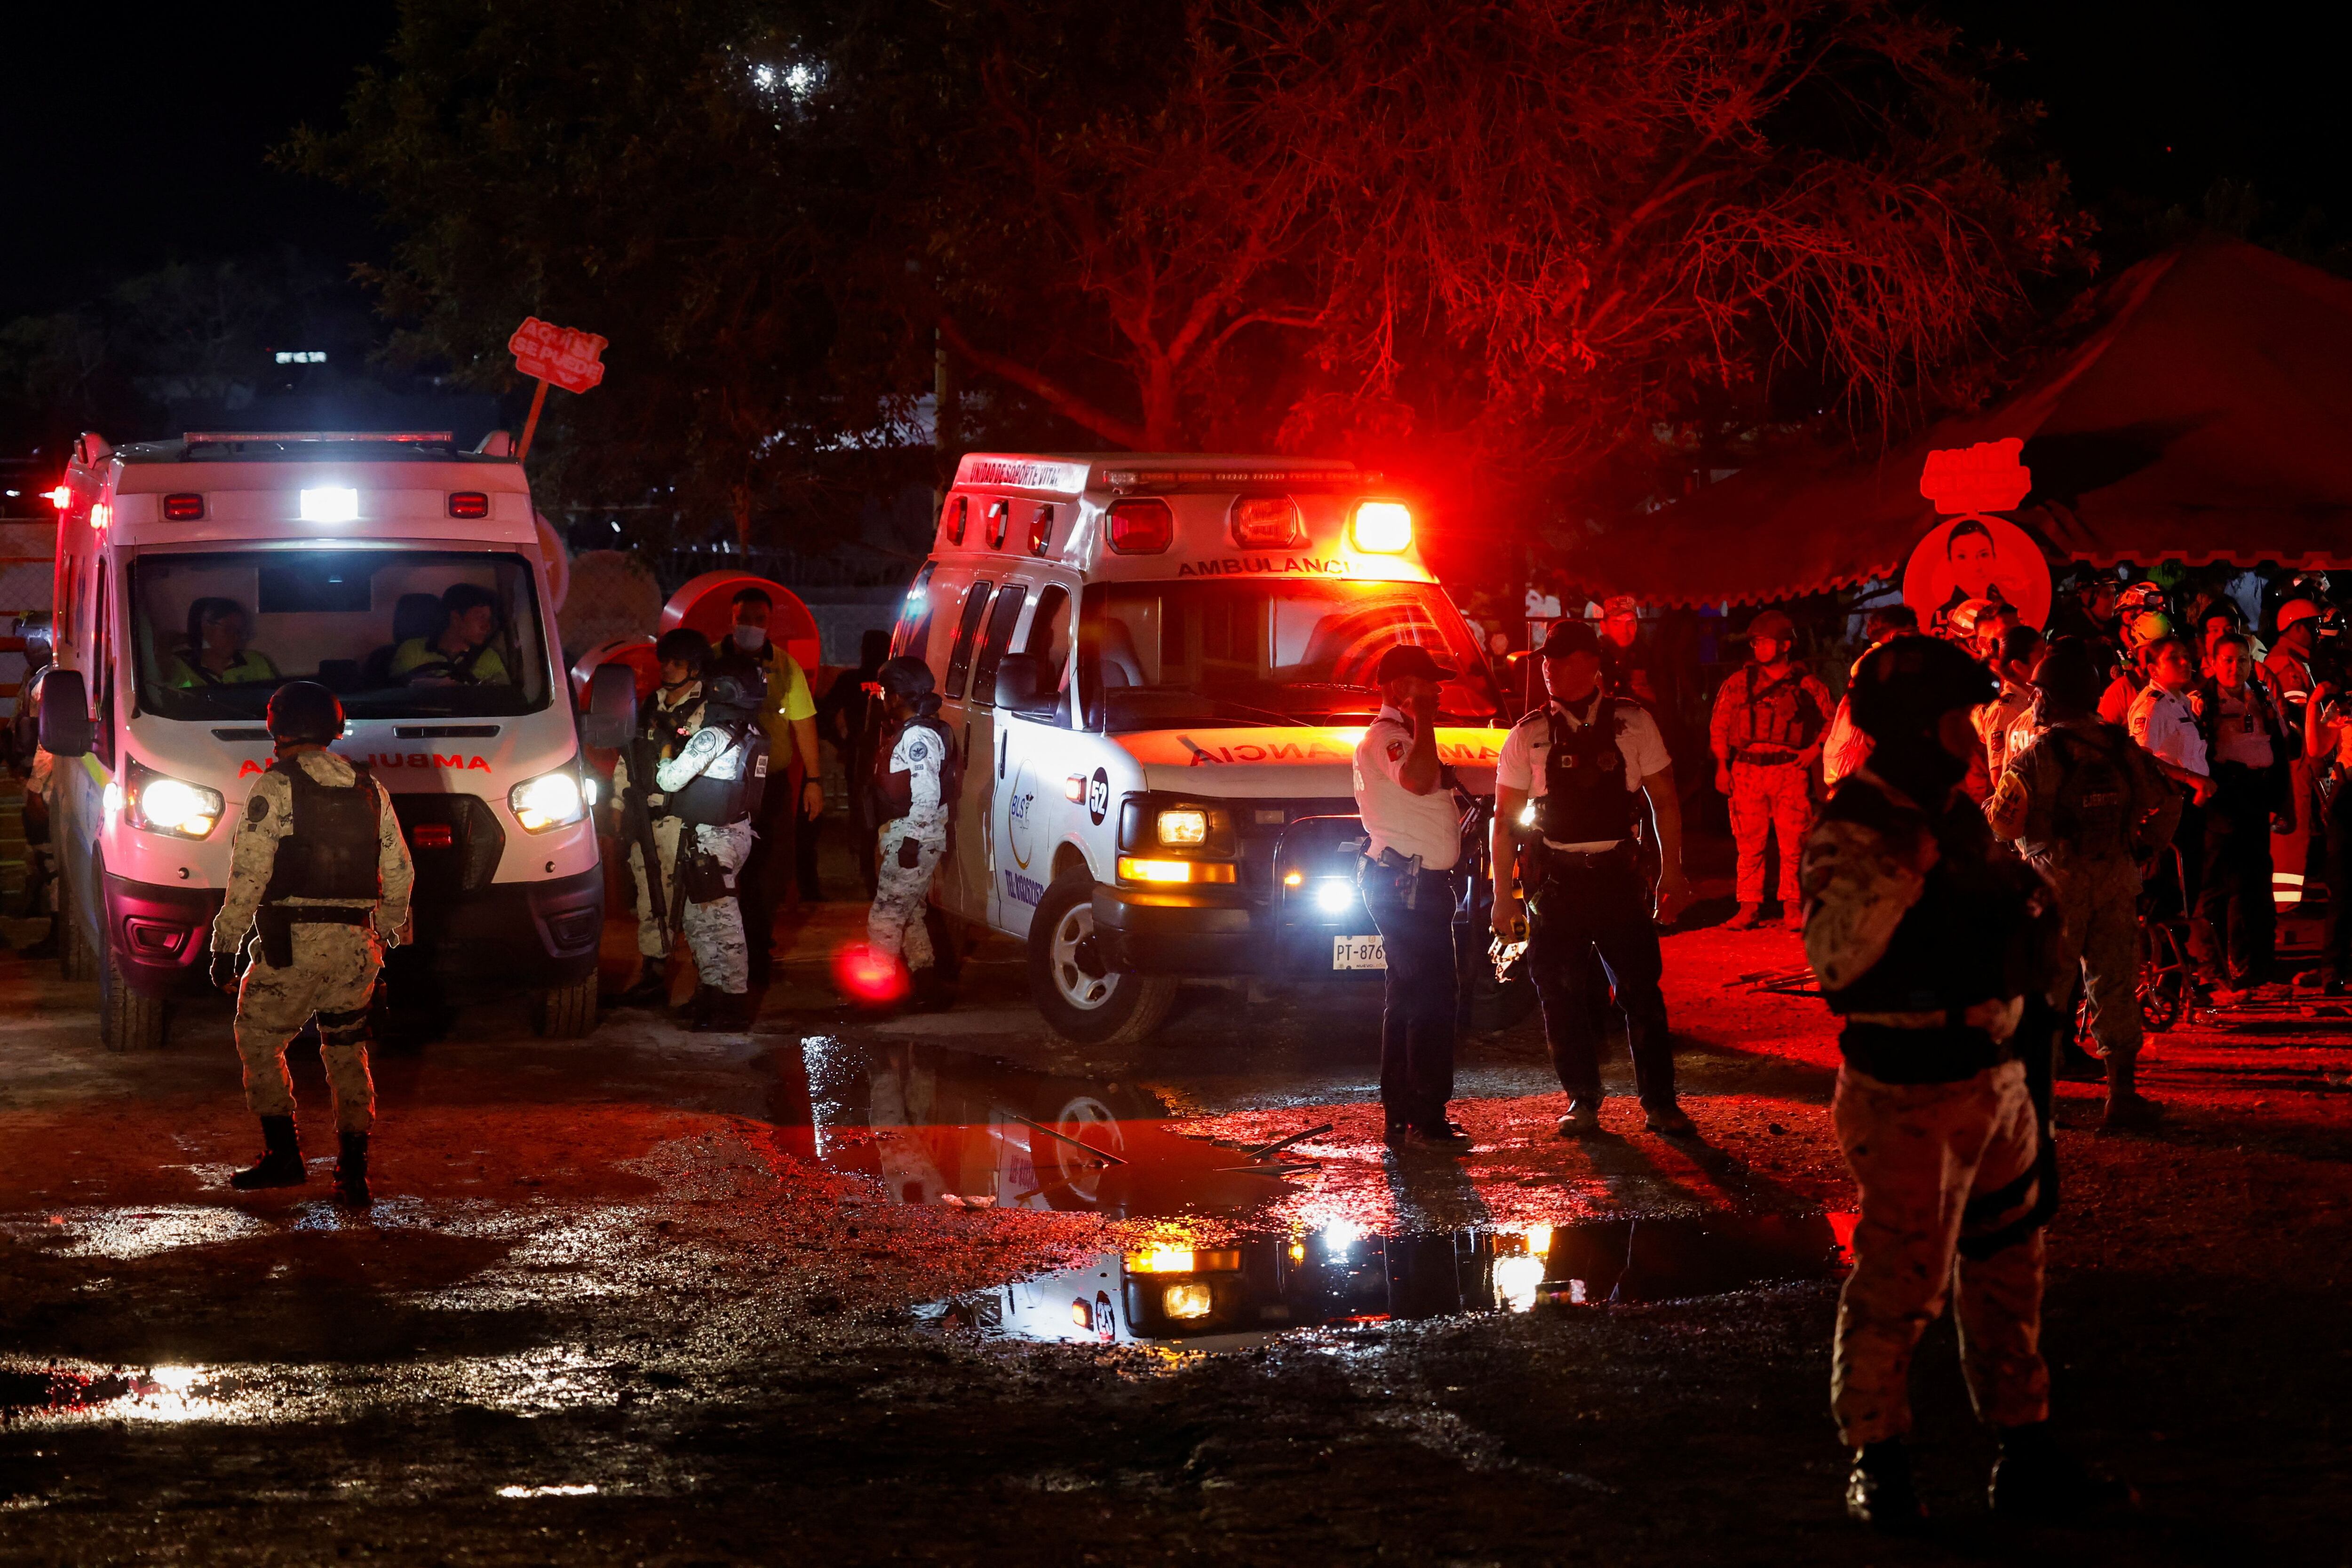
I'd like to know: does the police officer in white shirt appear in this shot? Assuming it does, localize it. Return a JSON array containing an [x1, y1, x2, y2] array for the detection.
[[1353, 645, 1473, 1147], [2127, 634, 2216, 966], [1493, 620, 1697, 1138]]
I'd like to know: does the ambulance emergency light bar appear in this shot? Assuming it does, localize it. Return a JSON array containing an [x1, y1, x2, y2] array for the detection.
[[182, 431, 454, 447], [1101, 466, 1380, 489]]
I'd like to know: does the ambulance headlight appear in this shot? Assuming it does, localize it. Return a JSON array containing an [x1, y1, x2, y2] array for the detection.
[[126, 759, 223, 839], [1351, 500, 1413, 553], [1156, 808, 1209, 846], [510, 770, 586, 833], [1314, 878, 1356, 914], [1161, 1282, 1215, 1320]]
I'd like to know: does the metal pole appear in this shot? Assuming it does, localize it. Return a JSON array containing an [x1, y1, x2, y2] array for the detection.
[[516, 376, 551, 461]]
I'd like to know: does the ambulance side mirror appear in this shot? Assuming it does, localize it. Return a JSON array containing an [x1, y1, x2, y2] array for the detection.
[[994, 654, 1059, 720], [37, 669, 90, 758], [580, 664, 637, 749]]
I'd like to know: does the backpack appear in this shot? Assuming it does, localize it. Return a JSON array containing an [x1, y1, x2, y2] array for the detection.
[[2045, 727, 2132, 858]]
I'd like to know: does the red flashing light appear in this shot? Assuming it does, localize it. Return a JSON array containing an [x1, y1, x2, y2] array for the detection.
[[47, 485, 71, 511], [89, 502, 111, 531], [1230, 495, 1302, 549], [448, 491, 490, 519], [942, 494, 968, 545], [1106, 498, 1174, 554], [984, 499, 1010, 550], [161, 493, 205, 522], [832, 941, 909, 1006], [1027, 504, 1055, 557], [410, 824, 455, 849]]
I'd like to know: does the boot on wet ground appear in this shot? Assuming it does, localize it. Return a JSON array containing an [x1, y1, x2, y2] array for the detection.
[[1780, 906, 1807, 932], [690, 988, 754, 1033], [1846, 1439, 1927, 1533], [1556, 1101, 1602, 1137], [230, 1115, 305, 1190], [1644, 1102, 1698, 1138], [335, 1132, 372, 1210], [1414, 1119, 1473, 1145], [1988, 1422, 2133, 1520], [1727, 903, 1764, 930], [618, 958, 667, 1007], [2099, 1053, 2165, 1132]]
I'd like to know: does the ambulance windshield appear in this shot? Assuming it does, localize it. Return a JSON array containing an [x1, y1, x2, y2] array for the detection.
[[128, 550, 551, 721], [1079, 578, 1500, 731]]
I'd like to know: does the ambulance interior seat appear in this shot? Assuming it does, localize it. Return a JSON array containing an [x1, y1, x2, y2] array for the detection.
[[1096, 618, 1145, 689], [363, 594, 444, 687]]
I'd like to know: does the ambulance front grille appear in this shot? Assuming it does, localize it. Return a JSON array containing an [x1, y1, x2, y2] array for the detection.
[[1233, 797, 1356, 896], [389, 794, 506, 895]]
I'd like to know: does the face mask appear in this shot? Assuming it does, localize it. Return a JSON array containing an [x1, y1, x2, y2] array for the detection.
[[732, 625, 764, 651]]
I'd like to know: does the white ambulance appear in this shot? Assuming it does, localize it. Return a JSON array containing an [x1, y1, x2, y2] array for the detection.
[[895, 452, 1516, 1044], [41, 430, 634, 1051]]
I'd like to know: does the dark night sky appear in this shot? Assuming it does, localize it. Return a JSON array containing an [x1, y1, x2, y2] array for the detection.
[[1, 2, 2345, 324]]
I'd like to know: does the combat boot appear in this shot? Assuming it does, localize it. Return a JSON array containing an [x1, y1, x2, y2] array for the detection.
[[334, 1132, 372, 1210], [1845, 1439, 1927, 1533], [618, 957, 667, 1007], [2099, 1053, 2164, 1132], [1728, 903, 1764, 930], [1988, 1422, 2132, 1520], [229, 1115, 305, 1190], [691, 988, 753, 1033]]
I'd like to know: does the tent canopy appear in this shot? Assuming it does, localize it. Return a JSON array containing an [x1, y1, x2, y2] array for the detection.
[[1575, 240, 2352, 607]]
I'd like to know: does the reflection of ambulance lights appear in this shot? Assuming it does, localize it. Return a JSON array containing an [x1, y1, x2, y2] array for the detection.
[[89, 502, 111, 531], [1125, 1247, 1241, 1273], [1162, 1282, 1214, 1319], [48, 485, 71, 510], [1351, 501, 1413, 553]]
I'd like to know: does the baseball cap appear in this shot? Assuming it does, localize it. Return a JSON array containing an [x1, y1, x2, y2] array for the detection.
[[1537, 620, 1601, 660], [1743, 609, 1795, 642], [1601, 594, 1639, 618], [1373, 644, 1456, 684]]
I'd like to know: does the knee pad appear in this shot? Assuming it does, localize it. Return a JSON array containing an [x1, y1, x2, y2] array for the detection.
[[317, 1005, 373, 1049]]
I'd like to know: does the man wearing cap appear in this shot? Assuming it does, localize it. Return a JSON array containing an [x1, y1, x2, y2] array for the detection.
[[1597, 595, 1659, 708], [724, 587, 826, 984], [1493, 620, 1696, 1137], [1710, 610, 1832, 930], [1353, 645, 1473, 1145]]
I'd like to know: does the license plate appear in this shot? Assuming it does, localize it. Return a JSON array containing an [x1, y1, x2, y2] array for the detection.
[[1333, 934, 1387, 970]]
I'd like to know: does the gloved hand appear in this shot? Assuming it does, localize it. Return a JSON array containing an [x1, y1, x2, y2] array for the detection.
[[208, 950, 238, 991]]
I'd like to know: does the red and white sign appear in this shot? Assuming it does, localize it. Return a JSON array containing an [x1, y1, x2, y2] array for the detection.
[[508, 317, 608, 395], [1919, 437, 2031, 514]]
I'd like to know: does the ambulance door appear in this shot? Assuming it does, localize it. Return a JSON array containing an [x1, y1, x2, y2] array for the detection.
[[989, 576, 1077, 940], [934, 571, 1001, 925], [954, 577, 1034, 933]]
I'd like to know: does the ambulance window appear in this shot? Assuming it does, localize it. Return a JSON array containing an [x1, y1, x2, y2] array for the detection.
[[943, 579, 994, 699], [1020, 586, 1072, 680], [969, 586, 1029, 708], [91, 562, 114, 766], [892, 563, 937, 661]]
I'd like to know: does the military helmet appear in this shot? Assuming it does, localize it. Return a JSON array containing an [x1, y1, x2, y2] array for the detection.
[[1845, 635, 1998, 741], [265, 681, 345, 745], [702, 656, 769, 713], [876, 656, 937, 698]]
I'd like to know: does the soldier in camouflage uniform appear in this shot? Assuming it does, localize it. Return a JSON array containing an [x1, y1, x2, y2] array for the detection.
[[209, 682, 414, 1208], [1986, 637, 2180, 1131], [866, 657, 954, 1006], [611, 628, 711, 1007], [1801, 636, 2124, 1531], [1710, 609, 1832, 929], [654, 661, 771, 1030]]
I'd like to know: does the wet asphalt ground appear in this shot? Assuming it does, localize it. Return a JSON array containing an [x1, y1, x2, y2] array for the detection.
[[3, 890, 2351, 1565]]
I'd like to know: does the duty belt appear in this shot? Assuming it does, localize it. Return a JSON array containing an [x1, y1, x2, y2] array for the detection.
[[1537, 841, 1634, 871], [1735, 745, 1800, 765], [257, 904, 373, 928]]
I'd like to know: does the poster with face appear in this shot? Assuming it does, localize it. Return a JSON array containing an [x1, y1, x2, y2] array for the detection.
[[1901, 514, 2051, 633]]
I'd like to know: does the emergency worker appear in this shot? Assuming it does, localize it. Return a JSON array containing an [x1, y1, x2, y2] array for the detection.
[[1975, 625, 2044, 783], [1353, 645, 1472, 1146], [167, 598, 277, 688], [726, 588, 826, 979], [867, 657, 955, 1005], [2098, 611, 2173, 724], [2300, 679, 2352, 990], [390, 583, 510, 685], [1709, 610, 1831, 929], [2266, 598, 2323, 714], [1492, 620, 1695, 1138], [2193, 631, 2292, 997], [611, 629, 711, 1007], [1800, 636, 2118, 1529], [2048, 569, 2123, 678], [654, 660, 771, 1030], [1987, 638, 2180, 1129], [1597, 595, 1660, 708], [209, 682, 413, 1209]]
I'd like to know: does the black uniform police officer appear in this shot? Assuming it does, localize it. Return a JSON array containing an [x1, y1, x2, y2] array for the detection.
[[1352, 644, 1472, 1146], [1492, 620, 1696, 1137]]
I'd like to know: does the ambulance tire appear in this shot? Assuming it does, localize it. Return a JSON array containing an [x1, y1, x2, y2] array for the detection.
[[98, 940, 169, 1053], [1029, 872, 1177, 1046], [57, 869, 97, 983], [532, 972, 600, 1039]]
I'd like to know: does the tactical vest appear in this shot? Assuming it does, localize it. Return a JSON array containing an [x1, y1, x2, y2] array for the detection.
[[671, 719, 770, 827], [1536, 700, 1638, 844], [1724, 664, 1824, 752], [2042, 727, 2134, 859], [261, 758, 381, 903]]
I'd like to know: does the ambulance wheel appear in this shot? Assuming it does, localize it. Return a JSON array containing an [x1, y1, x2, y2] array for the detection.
[[532, 972, 600, 1039], [1029, 873, 1177, 1046], [57, 871, 97, 983], [98, 943, 170, 1053]]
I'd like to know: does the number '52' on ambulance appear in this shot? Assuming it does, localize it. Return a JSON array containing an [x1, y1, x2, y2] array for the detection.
[[899, 452, 1509, 1045], [42, 430, 622, 1051]]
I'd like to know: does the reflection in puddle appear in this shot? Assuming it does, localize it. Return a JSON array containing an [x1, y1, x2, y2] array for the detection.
[[924, 1212, 1852, 1350], [791, 1037, 1305, 1217], [0, 1364, 250, 1425]]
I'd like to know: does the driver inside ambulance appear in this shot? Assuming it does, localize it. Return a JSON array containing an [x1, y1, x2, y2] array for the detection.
[[391, 583, 512, 686], [167, 598, 279, 689]]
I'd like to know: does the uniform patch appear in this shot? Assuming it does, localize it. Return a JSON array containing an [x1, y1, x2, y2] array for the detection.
[[1386, 740, 1406, 762], [246, 796, 270, 824]]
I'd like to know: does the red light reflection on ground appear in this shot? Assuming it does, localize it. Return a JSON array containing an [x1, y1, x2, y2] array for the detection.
[[832, 942, 908, 1006]]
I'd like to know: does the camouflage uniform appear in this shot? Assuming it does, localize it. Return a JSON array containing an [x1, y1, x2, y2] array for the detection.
[[1802, 768, 2059, 1446], [1986, 719, 2179, 1063], [1711, 661, 1833, 905], [612, 683, 705, 963], [869, 720, 949, 969], [654, 722, 761, 997], [210, 752, 414, 1135]]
